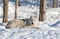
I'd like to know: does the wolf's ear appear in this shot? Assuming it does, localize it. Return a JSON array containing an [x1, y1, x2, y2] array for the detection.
[[31, 16, 35, 21]]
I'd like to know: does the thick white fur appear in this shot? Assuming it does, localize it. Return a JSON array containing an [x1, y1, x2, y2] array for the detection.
[[6, 16, 40, 29], [6, 19, 26, 29]]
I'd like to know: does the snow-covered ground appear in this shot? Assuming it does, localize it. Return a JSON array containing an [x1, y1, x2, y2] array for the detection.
[[0, 0, 60, 39]]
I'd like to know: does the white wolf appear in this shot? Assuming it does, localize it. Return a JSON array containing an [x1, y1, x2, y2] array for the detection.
[[6, 16, 39, 29]]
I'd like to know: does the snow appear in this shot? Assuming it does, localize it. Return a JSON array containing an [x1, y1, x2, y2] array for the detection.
[[0, 28, 60, 39], [0, 0, 60, 39]]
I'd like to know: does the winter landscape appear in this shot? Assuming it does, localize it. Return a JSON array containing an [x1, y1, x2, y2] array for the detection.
[[0, 0, 60, 39]]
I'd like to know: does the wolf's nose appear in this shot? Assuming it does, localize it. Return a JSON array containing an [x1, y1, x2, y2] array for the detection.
[[32, 22, 33, 24]]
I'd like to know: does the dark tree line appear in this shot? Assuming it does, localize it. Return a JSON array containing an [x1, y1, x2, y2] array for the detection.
[[3, 0, 58, 23], [3, 0, 20, 22], [39, 0, 58, 21]]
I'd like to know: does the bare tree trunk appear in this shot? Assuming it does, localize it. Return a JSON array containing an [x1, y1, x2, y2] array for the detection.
[[15, 0, 19, 19], [18, 0, 21, 6], [3, 0, 8, 22], [53, 0, 58, 8], [39, 0, 46, 21]]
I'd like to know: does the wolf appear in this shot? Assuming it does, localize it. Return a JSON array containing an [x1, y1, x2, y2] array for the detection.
[[6, 17, 34, 29], [6, 19, 25, 29]]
